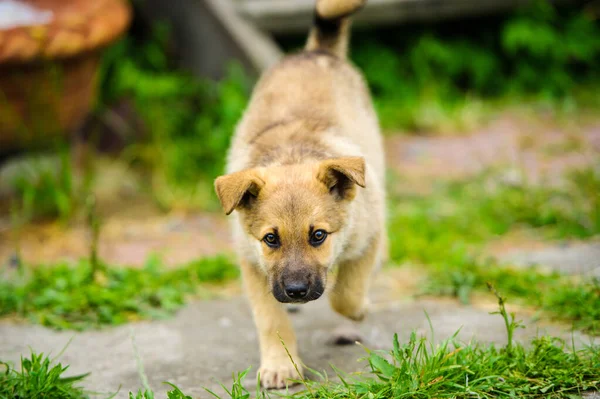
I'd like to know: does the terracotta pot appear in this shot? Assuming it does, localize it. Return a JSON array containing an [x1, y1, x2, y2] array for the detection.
[[0, 0, 131, 152]]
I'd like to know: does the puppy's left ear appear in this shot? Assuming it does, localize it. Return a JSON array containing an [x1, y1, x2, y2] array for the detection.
[[317, 156, 366, 200], [214, 169, 264, 215]]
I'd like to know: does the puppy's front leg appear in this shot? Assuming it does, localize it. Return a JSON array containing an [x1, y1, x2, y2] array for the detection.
[[329, 237, 381, 321], [240, 259, 303, 389]]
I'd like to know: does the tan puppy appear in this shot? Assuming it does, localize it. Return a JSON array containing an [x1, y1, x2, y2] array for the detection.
[[214, 0, 386, 389]]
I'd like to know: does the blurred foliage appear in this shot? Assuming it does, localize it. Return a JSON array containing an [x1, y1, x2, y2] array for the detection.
[[278, 0, 600, 131], [91, 0, 600, 212], [0, 254, 238, 330], [97, 22, 250, 210], [6, 1, 599, 216], [350, 0, 600, 131]]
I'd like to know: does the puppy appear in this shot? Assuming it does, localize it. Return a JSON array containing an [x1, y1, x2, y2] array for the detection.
[[214, 0, 386, 389]]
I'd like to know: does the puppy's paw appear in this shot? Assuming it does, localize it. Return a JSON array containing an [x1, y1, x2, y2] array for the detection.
[[259, 361, 303, 389], [330, 296, 369, 322], [347, 304, 367, 322]]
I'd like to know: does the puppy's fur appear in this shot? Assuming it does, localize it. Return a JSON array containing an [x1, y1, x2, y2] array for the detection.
[[214, 0, 386, 389]]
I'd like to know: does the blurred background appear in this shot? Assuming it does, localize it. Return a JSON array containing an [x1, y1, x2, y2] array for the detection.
[[0, 0, 598, 267], [0, 0, 599, 396]]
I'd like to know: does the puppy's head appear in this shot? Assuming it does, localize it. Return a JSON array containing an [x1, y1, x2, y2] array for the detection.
[[215, 157, 365, 303]]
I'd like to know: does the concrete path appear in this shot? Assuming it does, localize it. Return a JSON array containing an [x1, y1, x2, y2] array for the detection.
[[0, 285, 595, 398]]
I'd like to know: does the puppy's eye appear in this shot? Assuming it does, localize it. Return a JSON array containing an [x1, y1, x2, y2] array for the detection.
[[263, 233, 280, 248], [310, 229, 328, 246]]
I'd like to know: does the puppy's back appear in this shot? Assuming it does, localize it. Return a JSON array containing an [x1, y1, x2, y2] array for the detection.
[[228, 0, 384, 184]]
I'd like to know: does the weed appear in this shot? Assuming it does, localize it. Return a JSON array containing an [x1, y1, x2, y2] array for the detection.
[[85, 194, 102, 283], [8, 202, 24, 270], [129, 383, 193, 399], [204, 368, 260, 399], [0, 254, 239, 330], [0, 352, 90, 399], [487, 282, 525, 355]]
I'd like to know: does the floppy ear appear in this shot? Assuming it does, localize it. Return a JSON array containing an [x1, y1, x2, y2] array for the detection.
[[317, 156, 366, 200], [214, 169, 265, 215]]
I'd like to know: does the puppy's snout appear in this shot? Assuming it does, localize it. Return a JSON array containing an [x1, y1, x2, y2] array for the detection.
[[272, 268, 324, 304], [284, 281, 309, 300]]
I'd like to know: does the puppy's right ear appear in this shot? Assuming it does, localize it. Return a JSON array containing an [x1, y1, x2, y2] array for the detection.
[[214, 170, 264, 215]]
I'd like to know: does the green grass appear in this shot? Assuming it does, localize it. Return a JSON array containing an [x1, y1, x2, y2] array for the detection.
[[386, 164, 600, 334], [0, 254, 238, 330], [3, 290, 599, 399], [0, 352, 91, 399], [306, 334, 599, 398], [290, 294, 600, 399]]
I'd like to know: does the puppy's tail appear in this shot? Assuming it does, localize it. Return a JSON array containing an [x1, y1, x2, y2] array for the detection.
[[305, 0, 366, 59]]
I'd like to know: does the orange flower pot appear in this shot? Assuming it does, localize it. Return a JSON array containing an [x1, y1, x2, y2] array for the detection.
[[0, 0, 131, 151]]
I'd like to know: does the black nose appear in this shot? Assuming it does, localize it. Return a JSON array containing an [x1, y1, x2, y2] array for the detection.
[[284, 282, 309, 299]]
